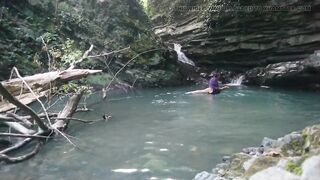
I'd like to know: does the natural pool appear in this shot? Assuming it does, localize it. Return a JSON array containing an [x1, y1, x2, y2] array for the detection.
[[1, 86, 320, 180]]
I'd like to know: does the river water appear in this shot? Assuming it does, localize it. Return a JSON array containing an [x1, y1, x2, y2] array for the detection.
[[1, 86, 320, 180]]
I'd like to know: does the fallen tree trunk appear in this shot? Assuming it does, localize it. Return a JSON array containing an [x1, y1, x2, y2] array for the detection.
[[0, 69, 102, 112], [0, 63, 102, 163], [0, 87, 87, 163], [52, 93, 83, 131], [0, 83, 49, 131]]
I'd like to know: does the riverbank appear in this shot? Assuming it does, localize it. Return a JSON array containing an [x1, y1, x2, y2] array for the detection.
[[194, 124, 320, 180]]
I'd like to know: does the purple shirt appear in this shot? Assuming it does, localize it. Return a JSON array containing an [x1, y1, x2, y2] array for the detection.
[[209, 77, 219, 89]]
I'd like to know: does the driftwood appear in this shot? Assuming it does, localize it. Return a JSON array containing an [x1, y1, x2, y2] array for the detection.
[[0, 43, 129, 164], [0, 83, 49, 131], [0, 91, 86, 163], [0, 69, 102, 112], [0, 66, 102, 163]]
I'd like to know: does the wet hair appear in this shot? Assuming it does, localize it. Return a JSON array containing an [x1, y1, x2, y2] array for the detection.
[[209, 72, 219, 78]]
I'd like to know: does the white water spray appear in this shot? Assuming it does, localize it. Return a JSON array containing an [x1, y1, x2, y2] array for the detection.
[[227, 75, 245, 86], [173, 43, 195, 66]]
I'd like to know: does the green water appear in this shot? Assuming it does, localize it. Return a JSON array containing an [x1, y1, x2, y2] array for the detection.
[[1, 86, 320, 180]]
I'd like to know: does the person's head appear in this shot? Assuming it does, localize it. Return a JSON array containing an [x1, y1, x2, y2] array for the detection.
[[209, 72, 219, 79]]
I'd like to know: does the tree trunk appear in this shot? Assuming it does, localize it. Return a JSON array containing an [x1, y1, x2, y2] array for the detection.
[[0, 69, 102, 112]]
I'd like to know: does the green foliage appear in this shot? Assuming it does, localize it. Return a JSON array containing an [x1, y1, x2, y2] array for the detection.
[[0, 0, 179, 86], [140, 0, 154, 17], [286, 160, 303, 176], [59, 82, 92, 95], [86, 74, 113, 86]]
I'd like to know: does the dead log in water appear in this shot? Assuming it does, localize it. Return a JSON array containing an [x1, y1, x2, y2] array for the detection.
[[0, 66, 101, 164], [0, 69, 102, 112]]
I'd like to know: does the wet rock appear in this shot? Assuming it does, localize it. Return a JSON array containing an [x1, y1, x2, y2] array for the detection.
[[222, 156, 231, 163], [225, 153, 251, 177], [244, 156, 280, 177], [302, 125, 320, 151], [193, 171, 226, 180], [261, 137, 278, 148], [215, 162, 229, 170], [243, 157, 257, 171], [279, 132, 305, 156], [301, 155, 320, 180], [242, 147, 264, 155], [249, 167, 300, 180]]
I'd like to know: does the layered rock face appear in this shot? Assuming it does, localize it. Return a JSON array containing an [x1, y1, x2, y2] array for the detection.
[[147, 0, 320, 87], [245, 51, 320, 88]]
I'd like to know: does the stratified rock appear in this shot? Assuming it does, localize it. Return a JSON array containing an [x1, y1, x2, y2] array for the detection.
[[249, 167, 300, 180], [245, 51, 320, 88], [148, 0, 320, 70], [146, 0, 320, 88], [301, 156, 320, 180]]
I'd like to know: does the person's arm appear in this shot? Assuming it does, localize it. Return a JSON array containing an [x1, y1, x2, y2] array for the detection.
[[219, 85, 229, 90]]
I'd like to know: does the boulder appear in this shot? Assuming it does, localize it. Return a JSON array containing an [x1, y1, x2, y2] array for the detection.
[[193, 171, 226, 180], [301, 155, 320, 180], [249, 167, 300, 180]]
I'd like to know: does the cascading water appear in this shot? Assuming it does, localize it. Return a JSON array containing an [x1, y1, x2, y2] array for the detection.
[[227, 75, 245, 86], [173, 43, 195, 66]]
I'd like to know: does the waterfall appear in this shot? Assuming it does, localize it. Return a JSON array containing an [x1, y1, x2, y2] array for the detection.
[[173, 43, 195, 66], [227, 75, 245, 86]]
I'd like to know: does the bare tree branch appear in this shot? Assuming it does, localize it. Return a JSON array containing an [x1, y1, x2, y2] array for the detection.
[[40, 36, 52, 71], [87, 46, 130, 58], [0, 133, 50, 139], [0, 134, 37, 154], [0, 141, 43, 164], [54, 117, 104, 124], [11, 67, 52, 127], [0, 83, 49, 131], [6, 113, 33, 127], [103, 48, 160, 99], [68, 44, 94, 70], [4, 122, 35, 135]]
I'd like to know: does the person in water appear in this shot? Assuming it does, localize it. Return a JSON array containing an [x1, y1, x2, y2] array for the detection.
[[186, 73, 229, 94]]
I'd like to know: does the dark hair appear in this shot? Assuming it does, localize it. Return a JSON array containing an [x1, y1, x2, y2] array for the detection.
[[209, 72, 219, 78]]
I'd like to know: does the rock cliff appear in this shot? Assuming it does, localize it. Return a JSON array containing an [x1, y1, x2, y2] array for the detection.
[[147, 0, 320, 87]]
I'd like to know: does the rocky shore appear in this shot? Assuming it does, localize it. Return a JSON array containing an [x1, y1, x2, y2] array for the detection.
[[194, 124, 320, 180]]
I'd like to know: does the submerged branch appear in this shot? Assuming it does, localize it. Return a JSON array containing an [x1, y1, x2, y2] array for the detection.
[[0, 133, 50, 139], [0, 141, 43, 164]]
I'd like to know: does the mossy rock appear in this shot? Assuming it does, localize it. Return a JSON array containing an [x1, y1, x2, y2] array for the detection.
[[302, 125, 320, 151], [225, 153, 251, 177], [244, 156, 279, 178], [280, 133, 305, 157], [285, 160, 303, 176]]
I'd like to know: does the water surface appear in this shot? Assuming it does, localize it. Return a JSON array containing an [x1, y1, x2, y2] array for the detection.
[[1, 86, 320, 180]]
